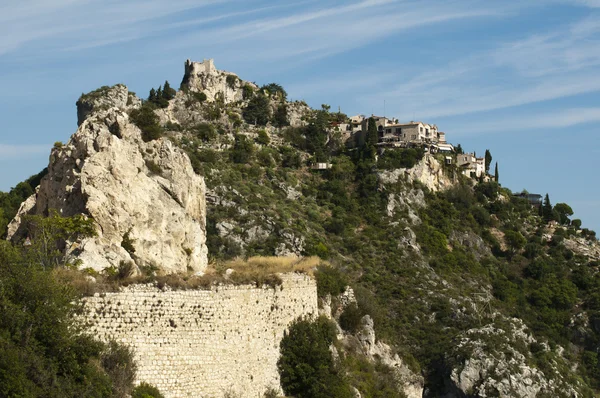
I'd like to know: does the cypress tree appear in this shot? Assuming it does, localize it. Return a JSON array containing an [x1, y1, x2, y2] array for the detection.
[[367, 117, 378, 147], [542, 193, 554, 222], [494, 162, 499, 182], [485, 149, 492, 174]]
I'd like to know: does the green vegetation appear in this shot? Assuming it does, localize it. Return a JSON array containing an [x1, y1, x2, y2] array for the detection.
[[131, 382, 164, 398], [0, 168, 47, 237], [278, 316, 353, 398], [130, 104, 163, 142], [0, 212, 137, 397], [243, 93, 271, 125], [261, 83, 287, 100], [147, 81, 176, 108]]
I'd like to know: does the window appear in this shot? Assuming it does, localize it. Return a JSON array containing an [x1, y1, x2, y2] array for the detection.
[[411, 134, 417, 140]]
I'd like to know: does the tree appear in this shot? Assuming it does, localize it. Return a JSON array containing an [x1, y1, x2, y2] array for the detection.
[[242, 93, 271, 125], [494, 162, 499, 182], [554, 203, 574, 225], [485, 149, 492, 174], [455, 143, 464, 154], [504, 230, 526, 255], [260, 83, 287, 100], [366, 117, 379, 147], [572, 219, 582, 230], [230, 134, 255, 164], [0, 213, 136, 396], [130, 104, 163, 142], [22, 210, 96, 268], [542, 193, 557, 222], [273, 104, 289, 128], [278, 317, 352, 398], [162, 80, 176, 100]]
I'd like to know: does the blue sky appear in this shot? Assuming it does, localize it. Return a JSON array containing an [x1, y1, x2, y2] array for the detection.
[[1, 0, 599, 231]]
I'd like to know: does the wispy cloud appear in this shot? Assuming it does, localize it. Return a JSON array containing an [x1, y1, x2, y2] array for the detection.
[[351, 10, 600, 121], [0, 0, 229, 56], [0, 144, 50, 158], [455, 107, 600, 135]]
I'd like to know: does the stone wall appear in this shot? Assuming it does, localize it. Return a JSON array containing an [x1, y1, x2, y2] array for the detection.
[[80, 273, 317, 398]]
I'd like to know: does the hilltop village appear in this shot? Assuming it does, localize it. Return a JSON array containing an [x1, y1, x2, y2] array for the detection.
[[2, 58, 598, 398]]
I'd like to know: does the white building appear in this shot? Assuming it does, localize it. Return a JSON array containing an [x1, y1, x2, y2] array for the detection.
[[457, 153, 485, 178]]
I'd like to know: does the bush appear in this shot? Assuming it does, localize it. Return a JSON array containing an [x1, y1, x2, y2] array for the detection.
[[243, 93, 271, 126], [102, 340, 137, 397], [132, 382, 165, 398], [230, 135, 255, 164], [130, 104, 163, 142], [278, 316, 353, 398], [339, 303, 364, 334], [315, 265, 348, 297], [377, 148, 424, 169]]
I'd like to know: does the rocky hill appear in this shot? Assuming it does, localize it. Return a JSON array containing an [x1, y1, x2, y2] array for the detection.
[[8, 84, 208, 274], [2, 58, 600, 398]]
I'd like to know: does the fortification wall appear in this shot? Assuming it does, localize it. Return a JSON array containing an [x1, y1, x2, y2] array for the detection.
[[81, 273, 317, 398]]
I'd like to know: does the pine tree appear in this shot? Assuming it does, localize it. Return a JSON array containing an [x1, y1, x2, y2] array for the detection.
[[494, 162, 499, 182], [148, 88, 157, 102], [485, 149, 492, 174], [542, 193, 554, 222], [162, 80, 176, 100]]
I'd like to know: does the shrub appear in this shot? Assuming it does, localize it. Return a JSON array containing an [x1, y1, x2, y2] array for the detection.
[[193, 123, 217, 142], [339, 303, 364, 334], [230, 135, 255, 164], [243, 93, 271, 126], [130, 104, 163, 142], [278, 316, 353, 398], [102, 340, 137, 397], [377, 148, 424, 169], [315, 265, 348, 297], [257, 130, 270, 146], [226, 75, 238, 88], [132, 382, 165, 398], [194, 91, 207, 103], [242, 84, 255, 100]]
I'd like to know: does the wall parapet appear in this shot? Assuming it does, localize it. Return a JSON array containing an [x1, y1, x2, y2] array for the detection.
[[80, 273, 317, 398]]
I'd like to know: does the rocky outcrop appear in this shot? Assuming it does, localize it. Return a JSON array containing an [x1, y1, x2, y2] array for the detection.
[[8, 86, 208, 274], [75, 84, 141, 126], [180, 58, 257, 104], [379, 154, 455, 192], [445, 319, 581, 397]]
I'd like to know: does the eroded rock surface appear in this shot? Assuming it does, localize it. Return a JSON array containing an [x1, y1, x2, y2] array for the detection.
[[8, 86, 208, 273]]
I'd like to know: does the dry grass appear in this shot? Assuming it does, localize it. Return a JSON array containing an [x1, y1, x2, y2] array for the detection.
[[55, 256, 323, 297], [222, 255, 323, 277]]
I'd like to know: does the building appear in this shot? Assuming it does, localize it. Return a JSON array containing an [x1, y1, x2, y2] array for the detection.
[[360, 115, 395, 134], [514, 193, 543, 207], [381, 121, 442, 143], [349, 115, 365, 132], [457, 153, 485, 178]]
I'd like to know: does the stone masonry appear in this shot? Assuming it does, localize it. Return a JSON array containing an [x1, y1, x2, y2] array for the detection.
[[80, 273, 318, 398]]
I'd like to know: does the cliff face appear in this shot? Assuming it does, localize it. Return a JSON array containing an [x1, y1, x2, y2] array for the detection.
[[379, 153, 455, 193], [8, 85, 208, 273]]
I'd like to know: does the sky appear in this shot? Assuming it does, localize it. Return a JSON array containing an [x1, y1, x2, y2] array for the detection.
[[1, 0, 599, 232]]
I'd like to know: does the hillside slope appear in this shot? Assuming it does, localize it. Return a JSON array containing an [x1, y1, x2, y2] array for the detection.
[[3, 59, 600, 397]]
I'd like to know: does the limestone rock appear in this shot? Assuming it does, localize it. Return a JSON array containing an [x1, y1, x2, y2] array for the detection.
[[8, 87, 207, 274], [379, 154, 455, 192], [76, 84, 141, 126], [180, 58, 257, 104], [446, 319, 580, 397]]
